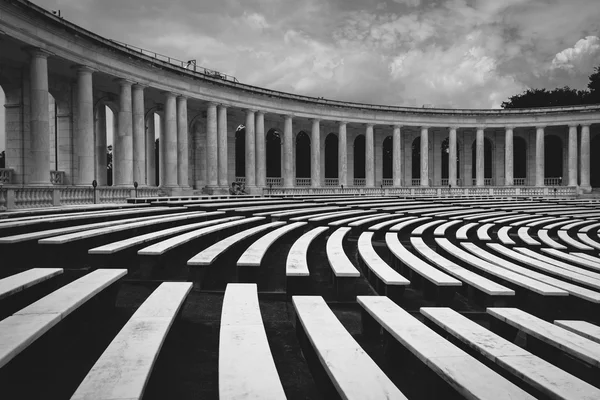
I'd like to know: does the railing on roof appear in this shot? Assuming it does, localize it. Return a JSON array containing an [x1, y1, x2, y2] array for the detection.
[[108, 40, 239, 83]]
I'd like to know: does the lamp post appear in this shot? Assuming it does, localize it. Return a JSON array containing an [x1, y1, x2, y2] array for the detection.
[[134, 181, 138, 198], [92, 179, 97, 204]]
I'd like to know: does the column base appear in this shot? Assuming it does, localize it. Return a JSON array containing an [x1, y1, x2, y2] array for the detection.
[[579, 185, 592, 194]]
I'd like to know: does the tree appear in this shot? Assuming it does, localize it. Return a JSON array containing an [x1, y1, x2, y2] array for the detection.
[[501, 87, 589, 108], [502, 64, 600, 108]]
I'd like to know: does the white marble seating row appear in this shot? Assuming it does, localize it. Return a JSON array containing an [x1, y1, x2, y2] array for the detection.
[[358, 296, 536, 399], [0, 269, 126, 368], [88, 212, 232, 255], [71, 282, 192, 400], [286, 226, 329, 278], [554, 320, 600, 344], [0, 268, 63, 301], [237, 221, 307, 267], [421, 307, 600, 400], [187, 221, 286, 266]]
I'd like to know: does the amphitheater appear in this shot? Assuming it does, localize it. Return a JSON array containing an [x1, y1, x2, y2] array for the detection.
[[1, 1, 600, 399]]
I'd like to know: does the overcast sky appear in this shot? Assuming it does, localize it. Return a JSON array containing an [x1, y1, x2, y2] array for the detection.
[[2, 0, 600, 150]]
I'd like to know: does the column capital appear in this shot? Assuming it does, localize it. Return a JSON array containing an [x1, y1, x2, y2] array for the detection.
[[283, 114, 294, 120], [176, 94, 188, 101], [310, 118, 321, 123], [365, 123, 374, 128], [205, 101, 218, 108], [581, 123, 591, 128], [73, 64, 96, 74], [392, 124, 402, 130], [448, 125, 459, 131], [420, 126, 430, 130], [338, 120, 348, 126], [535, 125, 547, 130], [505, 125, 515, 131], [24, 46, 53, 59], [115, 78, 135, 86], [132, 83, 147, 91], [568, 123, 578, 129], [476, 125, 486, 131], [255, 109, 264, 116], [246, 108, 257, 114]]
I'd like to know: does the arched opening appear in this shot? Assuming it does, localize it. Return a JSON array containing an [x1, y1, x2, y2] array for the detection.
[[382, 136, 392, 181], [353, 135, 365, 184], [514, 136, 527, 184], [411, 137, 420, 182], [235, 125, 245, 178], [591, 135, 600, 188], [471, 137, 493, 184], [325, 133, 338, 179], [441, 137, 460, 183], [0, 85, 5, 170], [545, 135, 563, 184], [295, 131, 310, 179], [266, 128, 282, 178]]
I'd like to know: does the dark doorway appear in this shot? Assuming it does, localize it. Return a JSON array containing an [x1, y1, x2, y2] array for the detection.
[[354, 135, 365, 179], [296, 131, 310, 178], [325, 133, 338, 178], [266, 128, 281, 177]]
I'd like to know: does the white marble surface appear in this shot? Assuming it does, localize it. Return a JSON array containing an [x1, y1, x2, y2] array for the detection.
[[326, 227, 360, 277], [0, 269, 126, 369], [219, 284, 287, 400], [557, 230, 593, 250], [358, 232, 409, 285], [347, 213, 393, 227], [517, 227, 541, 246], [514, 247, 600, 280], [237, 222, 306, 266], [577, 232, 600, 250], [537, 229, 568, 249], [71, 282, 192, 400], [139, 216, 261, 256], [488, 243, 600, 291], [411, 238, 514, 296], [386, 233, 461, 286], [411, 219, 445, 236], [309, 209, 371, 223], [38, 211, 196, 245], [389, 216, 432, 232], [554, 320, 600, 344], [540, 249, 600, 272], [476, 223, 494, 241], [0, 268, 63, 300], [368, 216, 416, 231], [437, 238, 567, 296], [294, 296, 407, 400], [358, 297, 535, 400], [88, 214, 232, 254], [433, 220, 462, 236], [328, 212, 378, 227], [188, 222, 284, 266], [286, 226, 329, 277], [488, 308, 600, 368], [455, 222, 478, 240]]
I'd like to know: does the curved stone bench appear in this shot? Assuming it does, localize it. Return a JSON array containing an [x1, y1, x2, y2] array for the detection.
[[70, 282, 192, 400], [219, 284, 287, 400], [357, 232, 409, 302], [411, 219, 445, 236], [433, 220, 461, 236], [386, 233, 460, 304], [516, 227, 541, 246], [326, 227, 360, 299], [557, 230, 594, 250], [421, 307, 600, 400], [368, 216, 416, 231], [496, 226, 515, 245], [0, 269, 126, 368], [541, 249, 600, 272], [455, 222, 478, 240], [537, 229, 567, 250], [0, 268, 63, 301], [554, 320, 600, 344], [513, 247, 600, 281], [411, 237, 514, 306], [293, 296, 407, 400], [358, 296, 535, 400], [347, 213, 393, 228], [389, 216, 432, 232]]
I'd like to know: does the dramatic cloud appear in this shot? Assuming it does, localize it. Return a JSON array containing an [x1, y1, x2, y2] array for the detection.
[[12, 0, 600, 110]]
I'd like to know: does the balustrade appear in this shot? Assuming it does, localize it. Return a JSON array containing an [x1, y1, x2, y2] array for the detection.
[[324, 178, 339, 187], [235, 177, 246, 184], [266, 177, 282, 187], [544, 177, 562, 186], [353, 178, 366, 186], [411, 179, 420, 186], [381, 179, 393, 186], [513, 178, 526, 186], [295, 178, 311, 187]]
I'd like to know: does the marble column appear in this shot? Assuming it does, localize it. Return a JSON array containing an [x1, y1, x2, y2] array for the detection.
[[448, 127, 457, 186], [131, 84, 146, 186], [218, 105, 229, 188], [338, 121, 348, 186], [176, 96, 189, 188], [29, 48, 51, 185], [206, 102, 218, 188], [94, 104, 107, 186], [580, 124, 591, 189], [568, 125, 578, 187], [311, 119, 321, 187], [504, 127, 514, 186], [535, 126, 545, 187], [114, 79, 133, 186], [476, 127, 484, 186], [283, 115, 294, 187], [365, 124, 375, 187], [392, 125, 402, 186], [145, 113, 156, 186], [255, 111, 266, 188], [420, 127, 429, 186], [73, 66, 95, 185], [162, 92, 178, 187], [245, 110, 256, 187]]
